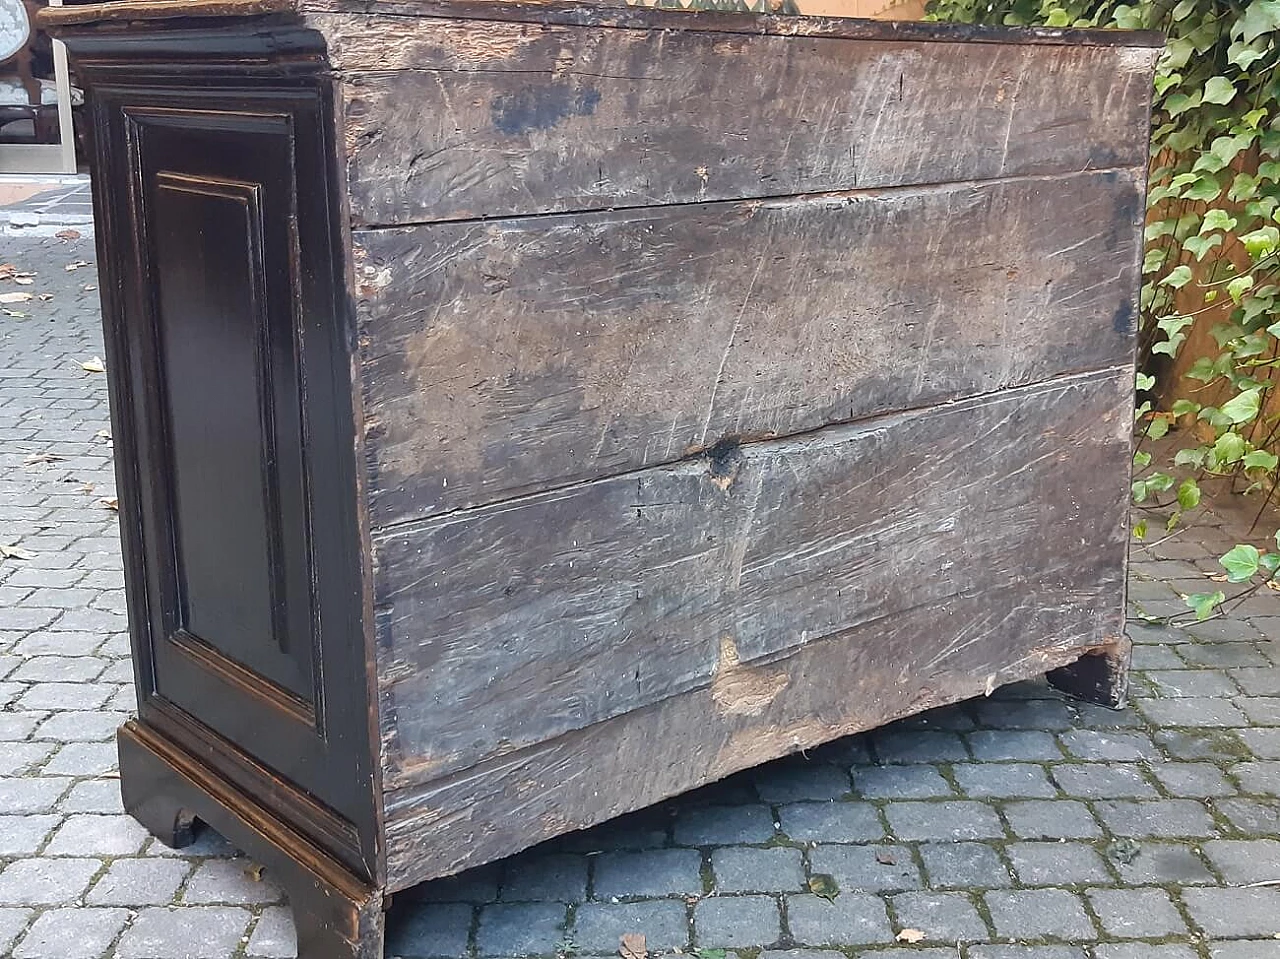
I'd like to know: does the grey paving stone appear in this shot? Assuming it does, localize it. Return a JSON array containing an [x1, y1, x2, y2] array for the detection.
[[672, 804, 776, 845], [1092, 799, 1218, 838], [0, 712, 40, 741], [1131, 645, 1186, 670], [1138, 697, 1248, 727], [784, 893, 893, 945], [1087, 887, 1187, 938], [9, 655, 104, 683], [1182, 886, 1280, 937], [88, 858, 191, 906], [754, 762, 851, 802], [776, 802, 883, 843], [0, 908, 33, 956], [59, 779, 124, 814], [1201, 838, 1280, 885], [12, 631, 102, 657], [1093, 945, 1199, 959], [917, 842, 1010, 889], [883, 801, 1004, 841], [1145, 669, 1241, 697], [1050, 763, 1157, 799], [0, 814, 60, 855], [852, 764, 952, 799], [766, 951, 847, 959], [808, 844, 921, 892], [1216, 797, 1280, 834], [385, 902, 472, 958], [0, 857, 101, 905], [12, 906, 127, 959], [0, 776, 69, 813], [984, 888, 1096, 940], [694, 895, 781, 947], [1177, 643, 1270, 668], [1238, 697, 1280, 724], [711, 846, 804, 893], [1238, 727, 1280, 758], [1058, 730, 1159, 761], [975, 699, 1077, 730], [1209, 943, 1280, 959], [967, 947, 1085, 959], [475, 902, 567, 957], [1150, 761, 1237, 797], [968, 730, 1063, 761], [951, 762, 1057, 798], [1230, 667, 1280, 695], [246, 906, 297, 959], [116, 906, 254, 959], [592, 849, 702, 899], [1110, 842, 1215, 885], [1155, 728, 1250, 761], [500, 853, 588, 902], [1006, 842, 1111, 886], [0, 741, 54, 775], [40, 741, 117, 776], [15, 681, 112, 711], [34, 709, 125, 742], [1002, 800, 1101, 839], [872, 730, 968, 764], [572, 900, 688, 952], [889, 890, 987, 941], [43, 813, 149, 856]]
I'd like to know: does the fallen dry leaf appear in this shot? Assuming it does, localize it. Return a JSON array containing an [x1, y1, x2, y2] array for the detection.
[[12, 276, 33, 285], [95, 430, 112, 442], [2, 309, 27, 318], [55, 228, 81, 240], [619, 933, 646, 959], [65, 260, 90, 272], [1208, 573, 1229, 583], [244, 862, 266, 882], [23, 452, 63, 465], [83, 284, 97, 291], [895, 929, 926, 944], [98, 497, 118, 511], [875, 850, 897, 866], [0, 263, 14, 280], [808, 874, 840, 901], [0, 544, 34, 561], [1268, 580, 1280, 593], [0, 291, 33, 304], [80, 357, 105, 373]]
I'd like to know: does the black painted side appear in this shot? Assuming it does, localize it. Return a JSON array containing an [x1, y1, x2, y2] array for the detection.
[[67, 26, 379, 882]]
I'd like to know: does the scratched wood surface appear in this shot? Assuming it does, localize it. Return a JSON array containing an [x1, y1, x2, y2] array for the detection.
[[375, 368, 1131, 886], [356, 168, 1142, 526], [328, 17, 1157, 226], [373, 370, 1129, 789]]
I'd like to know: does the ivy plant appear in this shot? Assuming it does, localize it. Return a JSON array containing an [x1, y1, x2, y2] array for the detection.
[[929, 0, 1280, 621]]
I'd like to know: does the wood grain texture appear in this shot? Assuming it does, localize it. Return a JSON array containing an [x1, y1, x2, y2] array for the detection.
[[331, 17, 1157, 226], [357, 169, 1142, 526], [373, 367, 1132, 806]]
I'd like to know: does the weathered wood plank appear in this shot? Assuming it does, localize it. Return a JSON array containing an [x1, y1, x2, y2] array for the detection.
[[373, 367, 1131, 797], [330, 16, 1156, 225], [357, 169, 1142, 526]]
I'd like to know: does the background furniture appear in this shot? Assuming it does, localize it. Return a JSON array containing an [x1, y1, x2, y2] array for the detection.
[[42, 3, 1160, 956]]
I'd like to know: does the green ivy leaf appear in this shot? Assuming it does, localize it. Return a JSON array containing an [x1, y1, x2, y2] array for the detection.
[[1221, 387, 1262, 423], [1235, 0, 1280, 43], [1243, 450, 1280, 470], [1187, 356, 1219, 381], [1133, 518, 1148, 540], [1136, 372, 1156, 392], [1221, 543, 1262, 582], [1177, 477, 1202, 510], [1134, 449, 1153, 468], [1162, 265, 1194, 289], [1182, 175, 1224, 202], [1165, 91, 1202, 117], [1241, 226, 1280, 259], [1143, 248, 1169, 274], [1201, 209, 1238, 234], [1147, 415, 1170, 439], [1229, 172, 1260, 202], [1172, 399, 1202, 417], [1204, 76, 1238, 105], [1175, 445, 1209, 467], [1261, 553, 1280, 575], [1214, 430, 1247, 464], [1183, 234, 1223, 261], [1228, 37, 1270, 69], [1228, 275, 1256, 304], [1185, 590, 1226, 620]]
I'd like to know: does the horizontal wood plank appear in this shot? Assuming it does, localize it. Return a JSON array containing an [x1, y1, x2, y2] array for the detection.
[[331, 17, 1156, 225], [358, 169, 1142, 526], [373, 368, 1131, 799]]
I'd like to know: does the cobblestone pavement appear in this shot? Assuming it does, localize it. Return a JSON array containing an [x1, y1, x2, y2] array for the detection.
[[2, 235, 1280, 959]]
